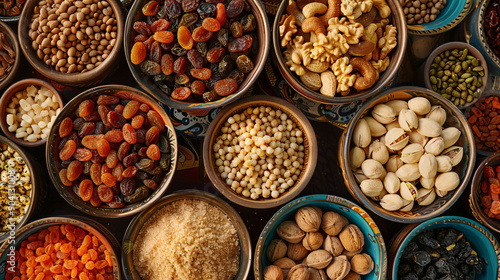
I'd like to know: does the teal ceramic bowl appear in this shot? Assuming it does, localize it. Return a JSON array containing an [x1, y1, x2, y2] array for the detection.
[[391, 216, 500, 279], [254, 194, 387, 280], [408, 0, 473, 35]]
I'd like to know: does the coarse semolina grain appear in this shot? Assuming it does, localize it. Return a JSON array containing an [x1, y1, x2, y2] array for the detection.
[[133, 199, 240, 280]]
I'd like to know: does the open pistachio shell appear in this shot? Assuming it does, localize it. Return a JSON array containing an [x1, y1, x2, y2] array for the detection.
[[426, 105, 447, 126], [386, 155, 404, 173], [383, 172, 400, 194], [400, 198, 414, 212], [424, 137, 445, 156], [400, 181, 418, 201], [372, 104, 397, 124], [368, 141, 389, 164], [385, 128, 409, 151], [398, 109, 419, 131], [441, 146, 463, 167], [418, 153, 437, 178], [435, 188, 448, 197], [408, 97, 431, 115], [353, 169, 368, 183], [408, 131, 429, 146], [361, 159, 385, 179], [363, 116, 387, 137], [395, 163, 421, 181], [385, 100, 409, 116], [350, 147, 366, 170], [371, 188, 387, 201], [416, 118, 442, 138], [435, 155, 453, 173], [385, 121, 401, 131], [420, 177, 435, 189], [416, 188, 436, 206], [435, 171, 460, 192], [353, 119, 371, 148], [360, 179, 384, 197], [380, 194, 405, 211], [441, 127, 461, 148], [400, 144, 424, 164]]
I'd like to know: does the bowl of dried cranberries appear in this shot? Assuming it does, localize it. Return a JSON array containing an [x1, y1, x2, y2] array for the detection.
[[124, 0, 270, 111], [46, 84, 178, 218]]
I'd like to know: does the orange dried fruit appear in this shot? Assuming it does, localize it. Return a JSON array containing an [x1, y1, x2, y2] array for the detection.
[[177, 26, 194, 49], [130, 42, 147, 65]]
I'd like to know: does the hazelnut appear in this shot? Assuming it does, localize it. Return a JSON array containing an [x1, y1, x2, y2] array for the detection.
[[264, 265, 284, 280], [287, 243, 309, 261], [303, 232, 324, 251], [277, 220, 305, 244], [286, 264, 310, 280], [306, 249, 333, 269], [339, 224, 364, 252], [323, 235, 344, 257], [295, 206, 322, 232], [267, 239, 288, 262], [350, 253, 374, 275], [321, 211, 349, 236]]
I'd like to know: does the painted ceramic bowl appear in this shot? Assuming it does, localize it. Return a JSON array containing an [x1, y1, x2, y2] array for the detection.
[[254, 194, 387, 280], [407, 0, 472, 35], [0, 20, 20, 91]]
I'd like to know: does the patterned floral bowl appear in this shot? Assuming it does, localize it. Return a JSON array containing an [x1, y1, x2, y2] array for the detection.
[[407, 0, 472, 35], [254, 194, 387, 280]]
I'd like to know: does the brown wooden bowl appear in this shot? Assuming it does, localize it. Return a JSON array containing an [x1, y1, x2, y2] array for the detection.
[[0, 78, 63, 147], [203, 95, 318, 209], [18, 0, 125, 87], [0, 20, 20, 91]]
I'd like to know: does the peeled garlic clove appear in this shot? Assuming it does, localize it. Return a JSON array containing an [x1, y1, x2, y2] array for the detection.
[[368, 140, 389, 164], [416, 118, 442, 138], [398, 109, 419, 131], [435, 155, 453, 173], [435, 171, 460, 192], [386, 155, 403, 173], [400, 181, 418, 201], [426, 105, 447, 126], [363, 116, 387, 137], [385, 128, 409, 151], [395, 163, 421, 181], [441, 146, 463, 167], [435, 188, 448, 197], [408, 97, 431, 115], [399, 198, 414, 211], [424, 137, 445, 155], [372, 104, 397, 124], [360, 179, 384, 197], [371, 188, 387, 201], [361, 159, 385, 179], [385, 121, 401, 131], [408, 131, 429, 146], [380, 194, 405, 211], [420, 177, 435, 189], [353, 119, 371, 148], [441, 127, 461, 148], [400, 143, 424, 164], [418, 153, 437, 178], [416, 188, 436, 206], [383, 172, 400, 194], [385, 100, 409, 116], [350, 147, 366, 170]]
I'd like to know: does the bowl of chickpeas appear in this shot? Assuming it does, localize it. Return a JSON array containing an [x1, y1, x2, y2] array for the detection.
[[203, 95, 318, 209]]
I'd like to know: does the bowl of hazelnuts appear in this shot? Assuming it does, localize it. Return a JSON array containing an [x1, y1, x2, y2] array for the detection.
[[254, 194, 387, 280]]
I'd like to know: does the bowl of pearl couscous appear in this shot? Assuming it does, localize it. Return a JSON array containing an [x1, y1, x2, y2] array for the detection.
[[203, 95, 318, 209]]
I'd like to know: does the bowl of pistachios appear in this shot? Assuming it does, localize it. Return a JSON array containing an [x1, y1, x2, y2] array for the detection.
[[338, 86, 476, 223]]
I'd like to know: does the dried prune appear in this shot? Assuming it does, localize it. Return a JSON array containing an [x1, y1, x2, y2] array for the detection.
[[120, 178, 136, 196], [136, 158, 154, 170], [197, 3, 216, 19]]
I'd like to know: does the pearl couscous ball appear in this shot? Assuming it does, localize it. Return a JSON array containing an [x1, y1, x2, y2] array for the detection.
[[213, 106, 306, 200]]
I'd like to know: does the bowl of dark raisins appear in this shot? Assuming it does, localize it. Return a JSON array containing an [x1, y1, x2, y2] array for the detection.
[[124, 0, 270, 111], [46, 84, 178, 218], [389, 216, 500, 280]]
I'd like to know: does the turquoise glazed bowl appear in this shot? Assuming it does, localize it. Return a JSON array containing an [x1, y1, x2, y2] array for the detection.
[[254, 194, 387, 280], [408, 0, 472, 35], [390, 216, 500, 279]]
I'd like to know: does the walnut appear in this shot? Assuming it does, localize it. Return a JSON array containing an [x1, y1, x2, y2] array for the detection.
[[277, 220, 306, 244], [287, 242, 309, 261], [295, 206, 323, 232], [321, 211, 349, 236], [264, 265, 284, 280], [379, 25, 397, 60], [267, 239, 288, 262], [303, 232, 324, 251], [286, 264, 310, 280], [340, 0, 374, 20], [306, 249, 333, 269], [280, 14, 298, 47], [371, 56, 390, 73]]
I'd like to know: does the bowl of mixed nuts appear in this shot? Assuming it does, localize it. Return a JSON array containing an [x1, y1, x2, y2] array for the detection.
[[339, 86, 476, 223], [124, 0, 270, 111]]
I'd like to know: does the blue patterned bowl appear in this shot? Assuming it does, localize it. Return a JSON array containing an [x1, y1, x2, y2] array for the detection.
[[254, 194, 387, 280], [390, 216, 500, 279]]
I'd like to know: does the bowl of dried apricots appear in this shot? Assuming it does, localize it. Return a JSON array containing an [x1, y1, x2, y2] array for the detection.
[[124, 0, 270, 111], [273, 0, 407, 105], [0, 216, 121, 280], [46, 85, 178, 218]]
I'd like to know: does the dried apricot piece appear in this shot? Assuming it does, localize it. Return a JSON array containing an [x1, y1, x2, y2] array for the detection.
[[146, 144, 161, 160], [101, 173, 116, 187], [142, 0, 159, 16], [177, 26, 194, 50], [97, 139, 111, 157], [190, 68, 212, 80], [192, 26, 212, 42], [215, 3, 226, 26], [59, 117, 73, 138], [153, 31, 174, 44], [202, 17, 221, 32], [161, 54, 174, 75], [123, 124, 138, 144], [130, 42, 147, 65], [171, 87, 192, 100], [79, 180, 94, 201], [60, 140, 76, 161]]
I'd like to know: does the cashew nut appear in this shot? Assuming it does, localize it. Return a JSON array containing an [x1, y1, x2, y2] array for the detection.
[[287, 0, 306, 26], [350, 57, 378, 90], [320, 71, 337, 97], [373, 0, 391, 18], [297, 0, 328, 10], [318, 0, 342, 26], [302, 2, 328, 18], [302, 17, 326, 35]]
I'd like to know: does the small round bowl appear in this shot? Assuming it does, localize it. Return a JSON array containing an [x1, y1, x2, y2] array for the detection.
[[339, 86, 476, 223], [18, 0, 125, 87], [0, 135, 46, 245], [0, 20, 20, 91], [122, 190, 251, 280], [124, 0, 270, 111], [407, 0, 473, 35], [470, 152, 500, 234], [46, 85, 178, 218], [254, 194, 387, 280], [389, 216, 500, 279], [272, 0, 407, 106], [203, 95, 318, 209], [0, 216, 121, 279], [423, 41, 488, 110], [0, 78, 63, 148]]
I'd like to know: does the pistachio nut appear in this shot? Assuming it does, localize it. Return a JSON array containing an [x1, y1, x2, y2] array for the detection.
[[385, 128, 409, 151], [426, 105, 447, 126], [383, 172, 400, 194], [435, 155, 453, 173], [418, 153, 437, 178], [295, 207, 322, 233], [263, 265, 284, 280], [287, 264, 310, 280], [400, 143, 424, 164], [306, 250, 333, 269], [441, 146, 463, 167], [288, 243, 309, 261], [441, 127, 461, 148], [420, 176, 435, 189], [267, 239, 288, 262], [380, 194, 405, 211], [360, 179, 384, 197], [274, 258, 297, 270], [385, 121, 401, 131], [277, 220, 305, 244], [353, 119, 371, 148], [435, 188, 448, 197], [398, 109, 419, 131], [435, 171, 460, 192], [350, 253, 374, 275], [396, 163, 421, 181], [424, 137, 445, 155], [321, 211, 349, 236], [361, 159, 385, 179], [303, 232, 324, 251], [400, 198, 414, 211], [400, 181, 418, 201], [326, 255, 351, 280], [368, 141, 389, 164], [416, 118, 442, 138], [408, 97, 432, 115], [323, 235, 344, 257], [353, 169, 368, 183], [371, 104, 397, 124], [385, 100, 409, 115], [363, 116, 387, 137], [416, 188, 436, 206], [371, 188, 387, 201], [408, 131, 429, 146], [386, 155, 404, 173]]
